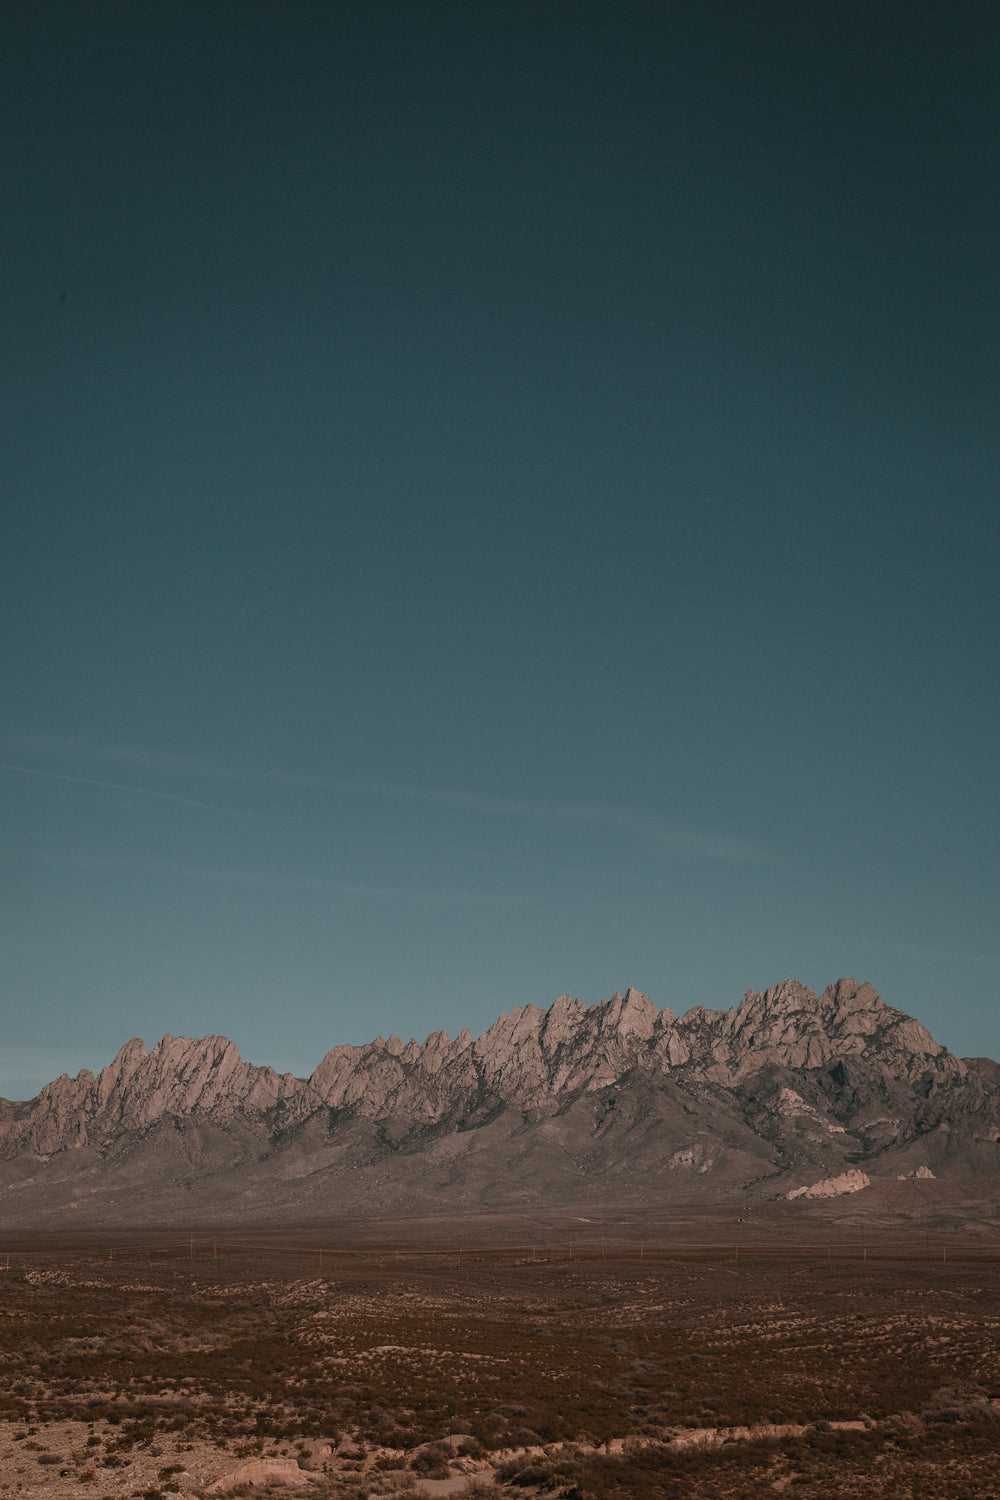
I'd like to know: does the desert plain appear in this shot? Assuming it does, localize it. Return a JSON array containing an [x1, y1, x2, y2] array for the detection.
[[1, 1190, 999, 1500]]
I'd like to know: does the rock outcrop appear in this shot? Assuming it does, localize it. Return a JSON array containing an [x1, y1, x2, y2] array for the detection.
[[0, 1034, 301, 1156], [206, 1458, 316, 1493], [0, 978, 996, 1225], [786, 1168, 872, 1200]]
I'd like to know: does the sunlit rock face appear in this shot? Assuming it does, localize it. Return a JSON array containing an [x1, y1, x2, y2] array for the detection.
[[0, 978, 995, 1225], [787, 1168, 872, 1200]]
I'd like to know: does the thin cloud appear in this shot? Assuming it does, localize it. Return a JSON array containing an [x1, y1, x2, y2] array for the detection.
[[0, 762, 278, 824], [281, 774, 782, 867], [854, 936, 1000, 967], [0, 727, 221, 779], [37, 850, 552, 907], [1, 731, 781, 867]]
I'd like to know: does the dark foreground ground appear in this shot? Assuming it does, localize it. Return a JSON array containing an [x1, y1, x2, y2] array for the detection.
[[1, 1204, 998, 1499]]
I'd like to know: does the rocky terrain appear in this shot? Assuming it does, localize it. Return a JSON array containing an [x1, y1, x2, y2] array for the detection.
[[1, 978, 998, 1225]]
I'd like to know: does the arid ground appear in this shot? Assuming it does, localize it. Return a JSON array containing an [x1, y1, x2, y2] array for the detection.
[[1, 1203, 998, 1498]]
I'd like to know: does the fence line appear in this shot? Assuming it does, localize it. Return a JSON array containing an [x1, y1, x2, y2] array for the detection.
[[0, 1238, 993, 1267]]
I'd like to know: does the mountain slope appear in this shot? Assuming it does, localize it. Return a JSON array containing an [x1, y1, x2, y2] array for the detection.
[[0, 978, 996, 1225]]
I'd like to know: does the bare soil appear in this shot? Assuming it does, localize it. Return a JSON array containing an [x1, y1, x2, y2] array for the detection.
[[1, 1208, 998, 1498]]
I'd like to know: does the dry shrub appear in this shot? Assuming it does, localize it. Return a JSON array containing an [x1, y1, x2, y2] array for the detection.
[[410, 1440, 452, 1478], [879, 1409, 925, 1435], [921, 1383, 1000, 1425]]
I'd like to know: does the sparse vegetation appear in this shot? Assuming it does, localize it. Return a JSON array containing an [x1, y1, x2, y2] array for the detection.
[[0, 1227, 996, 1495]]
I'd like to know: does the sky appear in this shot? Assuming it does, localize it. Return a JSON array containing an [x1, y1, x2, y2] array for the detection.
[[2, 0, 998, 1100]]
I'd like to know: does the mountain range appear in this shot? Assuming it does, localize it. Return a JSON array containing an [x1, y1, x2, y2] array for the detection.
[[1, 978, 997, 1226]]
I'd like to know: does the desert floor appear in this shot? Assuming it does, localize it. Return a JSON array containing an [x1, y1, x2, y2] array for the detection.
[[0, 1203, 998, 1498]]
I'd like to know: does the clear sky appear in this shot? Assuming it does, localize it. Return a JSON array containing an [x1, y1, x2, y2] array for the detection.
[[2, 1, 997, 1100]]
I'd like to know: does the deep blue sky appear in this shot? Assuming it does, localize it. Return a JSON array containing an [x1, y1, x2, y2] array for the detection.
[[3, 1, 997, 1098]]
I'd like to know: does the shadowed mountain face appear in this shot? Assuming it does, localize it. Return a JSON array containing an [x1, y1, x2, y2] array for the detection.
[[1, 979, 997, 1226]]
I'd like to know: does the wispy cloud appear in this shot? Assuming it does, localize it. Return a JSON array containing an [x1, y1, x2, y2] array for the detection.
[[271, 773, 783, 867], [853, 936, 1000, 967], [1, 729, 782, 867], [0, 762, 277, 823], [37, 850, 553, 906], [0, 728, 221, 778]]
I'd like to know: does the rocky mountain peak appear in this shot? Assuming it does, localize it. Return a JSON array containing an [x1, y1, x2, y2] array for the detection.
[[95, 1036, 149, 1104], [599, 987, 658, 1041], [0, 977, 993, 1228]]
